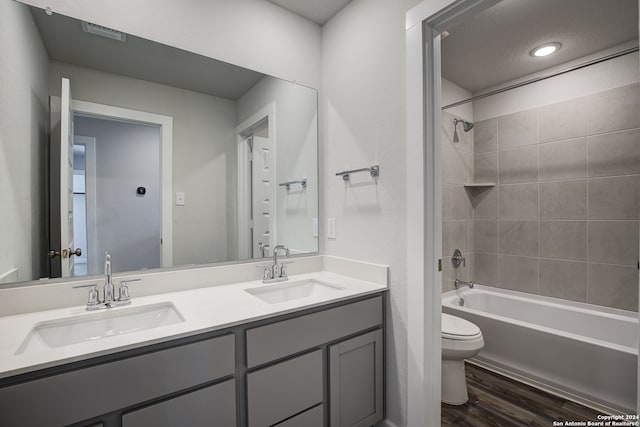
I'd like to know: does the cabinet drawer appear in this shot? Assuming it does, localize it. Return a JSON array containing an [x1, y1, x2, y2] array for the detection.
[[123, 379, 236, 427], [275, 404, 323, 427], [248, 350, 322, 427], [247, 295, 382, 367], [0, 334, 234, 427]]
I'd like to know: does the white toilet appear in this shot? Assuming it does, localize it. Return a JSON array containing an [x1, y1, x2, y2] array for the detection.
[[441, 313, 484, 405]]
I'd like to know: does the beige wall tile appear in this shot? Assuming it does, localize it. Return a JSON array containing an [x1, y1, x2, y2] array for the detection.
[[443, 220, 468, 256], [443, 147, 471, 185], [474, 118, 497, 154], [498, 109, 537, 149], [499, 146, 538, 184], [472, 187, 498, 219], [498, 255, 538, 294], [588, 221, 639, 266], [587, 83, 640, 135], [588, 128, 640, 177], [499, 183, 538, 220], [499, 220, 538, 257], [587, 263, 639, 311], [539, 180, 587, 220], [539, 97, 586, 143], [474, 220, 498, 253], [474, 252, 498, 286], [588, 175, 640, 220], [539, 221, 587, 261], [539, 259, 587, 302], [474, 152, 498, 183], [449, 185, 473, 220], [538, 138, 587, 181]]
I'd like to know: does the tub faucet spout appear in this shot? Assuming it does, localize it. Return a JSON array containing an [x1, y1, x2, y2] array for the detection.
[[454, 279, 475, 290]]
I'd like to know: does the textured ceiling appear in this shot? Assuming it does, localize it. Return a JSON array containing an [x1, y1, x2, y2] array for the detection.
[[30, 7, 264, 100], [442, 0, 639, 93], [267, 0, 352, 25]]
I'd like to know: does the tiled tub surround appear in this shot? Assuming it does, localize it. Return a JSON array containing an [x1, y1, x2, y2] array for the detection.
[[472, 83, 640, 311], [442, 111, 475, 291]]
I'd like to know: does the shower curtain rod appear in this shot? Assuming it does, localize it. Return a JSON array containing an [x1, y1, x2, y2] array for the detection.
[[441, 46, 639, 110]]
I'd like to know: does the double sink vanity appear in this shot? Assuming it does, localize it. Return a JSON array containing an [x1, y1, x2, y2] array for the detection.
[[0, 256, 387, 427]]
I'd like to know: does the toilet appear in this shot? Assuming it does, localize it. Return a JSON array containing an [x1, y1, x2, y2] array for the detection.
[[441, 313, 484, 405]]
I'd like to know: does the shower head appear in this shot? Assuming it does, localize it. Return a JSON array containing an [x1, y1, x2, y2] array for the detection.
[[453, 118, 474, 142]]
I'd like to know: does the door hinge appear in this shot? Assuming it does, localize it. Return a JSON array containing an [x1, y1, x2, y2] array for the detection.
[[437, 259, 443, 272]]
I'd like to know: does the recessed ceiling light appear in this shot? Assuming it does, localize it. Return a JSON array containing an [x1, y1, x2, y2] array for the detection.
[[530, 42, 562, 57]]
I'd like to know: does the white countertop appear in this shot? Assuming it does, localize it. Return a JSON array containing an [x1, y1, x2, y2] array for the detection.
[[0, 271, 386, 380]]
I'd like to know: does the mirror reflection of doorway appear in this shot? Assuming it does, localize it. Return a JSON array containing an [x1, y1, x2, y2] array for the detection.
[[73, 115, 162, 275]]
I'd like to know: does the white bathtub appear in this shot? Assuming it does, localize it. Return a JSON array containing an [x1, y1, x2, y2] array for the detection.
[[442, 285, 638, 414]]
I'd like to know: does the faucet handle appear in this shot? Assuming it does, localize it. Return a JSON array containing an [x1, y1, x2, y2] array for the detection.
[[73, 283, 101, 307], [263, 266, 272, 282], [279, 264, 287, 278], [117, 279, 140, 302]]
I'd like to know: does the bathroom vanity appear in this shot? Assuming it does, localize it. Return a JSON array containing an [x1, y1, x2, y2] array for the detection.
[[0, 269, 386, 427]]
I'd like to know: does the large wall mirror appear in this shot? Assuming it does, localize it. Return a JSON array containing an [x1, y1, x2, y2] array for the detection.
[[0, 1, 318, 287]]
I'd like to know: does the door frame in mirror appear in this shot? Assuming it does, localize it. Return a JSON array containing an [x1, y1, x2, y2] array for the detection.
[[64, 99, 174, 269], [236, 103, 276, 260]]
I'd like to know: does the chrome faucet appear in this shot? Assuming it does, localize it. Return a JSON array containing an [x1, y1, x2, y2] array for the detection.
[[454, 279, 475, 290], [104, 252, 115, 304], [263, 245, 290, 283], [74, 252, 140, 310]]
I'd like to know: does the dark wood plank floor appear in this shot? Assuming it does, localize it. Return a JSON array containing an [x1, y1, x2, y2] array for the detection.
[[442, 363, 603, 426]]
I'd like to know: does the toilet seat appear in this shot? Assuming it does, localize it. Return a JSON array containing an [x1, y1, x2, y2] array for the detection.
[[442, 313, 481, 341]]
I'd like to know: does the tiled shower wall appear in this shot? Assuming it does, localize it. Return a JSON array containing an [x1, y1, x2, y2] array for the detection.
[[441, 111, 474, 292], [472, 83, 640, 311]]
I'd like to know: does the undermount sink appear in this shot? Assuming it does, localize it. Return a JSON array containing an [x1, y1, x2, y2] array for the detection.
[[245, 279, 345, 304], [16, 302, 184, 355]]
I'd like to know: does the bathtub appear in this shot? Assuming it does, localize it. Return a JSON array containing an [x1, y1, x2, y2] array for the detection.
[[442, 285, 638, 414]]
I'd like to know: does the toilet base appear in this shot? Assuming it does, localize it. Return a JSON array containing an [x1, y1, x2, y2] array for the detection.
[[441, 359, 469, 405]]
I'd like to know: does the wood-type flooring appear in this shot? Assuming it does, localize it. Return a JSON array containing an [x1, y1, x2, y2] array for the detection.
[[442, 363, 605, 426]]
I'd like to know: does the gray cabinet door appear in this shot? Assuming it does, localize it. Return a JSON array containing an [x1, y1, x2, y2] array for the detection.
[[248, 350, 323, 427], [275, 404, 323, 427], [122, 379, 236, 427], [329, 329, 383, 427]]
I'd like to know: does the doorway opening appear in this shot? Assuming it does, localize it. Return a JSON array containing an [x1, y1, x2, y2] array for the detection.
[[73, 114, 162, 275]]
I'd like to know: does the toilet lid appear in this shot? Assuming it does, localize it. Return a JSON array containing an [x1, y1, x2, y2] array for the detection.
[[442, 313, 481, 338]]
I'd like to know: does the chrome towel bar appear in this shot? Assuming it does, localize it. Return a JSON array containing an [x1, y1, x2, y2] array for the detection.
[[279, 178, 307, 190], [336, 165, 379, 181]]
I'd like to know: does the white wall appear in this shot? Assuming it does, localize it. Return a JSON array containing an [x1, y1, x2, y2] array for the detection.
[[473, 49, 640, 120], [321, 0, 422, 425], [17, 0, 322, 89], [74, 116, 161, 273], [442, 78, 473, 122], [237, 76, 319, 254], [49, 61, 238, 266], [0, 0, 49, 282]]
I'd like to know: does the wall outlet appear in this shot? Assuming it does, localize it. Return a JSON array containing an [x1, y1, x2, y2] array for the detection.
[[313, 217, 318, 238], [175, 192, 185, 206], [327, 218, 336, 239]]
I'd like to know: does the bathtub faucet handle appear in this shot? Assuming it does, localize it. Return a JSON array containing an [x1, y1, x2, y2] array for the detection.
[[452, 249, 466, 268]]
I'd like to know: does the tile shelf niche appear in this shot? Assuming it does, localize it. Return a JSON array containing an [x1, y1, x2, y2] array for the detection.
[[463, 183, 496, 188]]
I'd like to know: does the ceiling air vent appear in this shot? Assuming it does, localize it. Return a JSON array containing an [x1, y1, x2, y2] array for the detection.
[[81, 21, 127, 42]]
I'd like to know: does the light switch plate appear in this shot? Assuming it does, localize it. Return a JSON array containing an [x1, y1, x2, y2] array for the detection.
[[328, 218, 336, 239], [175, 192, 185, 206]]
